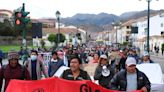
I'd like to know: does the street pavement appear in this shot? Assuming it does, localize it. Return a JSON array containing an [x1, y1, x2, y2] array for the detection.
[[150, 53, 164, 73]]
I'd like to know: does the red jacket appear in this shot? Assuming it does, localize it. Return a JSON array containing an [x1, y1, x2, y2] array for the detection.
[[0, 64, 31, 91]]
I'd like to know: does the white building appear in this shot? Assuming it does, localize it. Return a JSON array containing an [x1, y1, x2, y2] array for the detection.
[[33, 25, 87, 47], [131, 12, 164, 51]]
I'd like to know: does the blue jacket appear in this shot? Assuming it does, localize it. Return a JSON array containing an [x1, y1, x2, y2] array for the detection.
[[0, 50, 3, 58], [48, 59, 64, 77]]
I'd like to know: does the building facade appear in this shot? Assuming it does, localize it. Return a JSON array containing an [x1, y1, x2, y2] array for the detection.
[[0, 9, 12, 22]]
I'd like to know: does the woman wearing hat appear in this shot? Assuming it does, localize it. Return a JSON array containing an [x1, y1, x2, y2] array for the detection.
[[0, 51, 31, 91], [94, 54, 114, 89]]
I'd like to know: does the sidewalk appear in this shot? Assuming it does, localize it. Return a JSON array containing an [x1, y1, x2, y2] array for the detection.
[[150, 52, 164, 59]]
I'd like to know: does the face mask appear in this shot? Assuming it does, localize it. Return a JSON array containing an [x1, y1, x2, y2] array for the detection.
[[31, 55, 37, 61]]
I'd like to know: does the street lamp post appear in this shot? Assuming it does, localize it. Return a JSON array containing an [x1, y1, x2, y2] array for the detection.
[[139, 0, 159, 52], [147, 0, 150, 52], [112, 22, 121, 44], [56, 11, 61, 47]]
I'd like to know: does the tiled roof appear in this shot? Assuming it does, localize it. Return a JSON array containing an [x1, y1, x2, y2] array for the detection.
[[31, 19, 55, 23], [42, 27, 80, 35], [0, 9, 12, 14]]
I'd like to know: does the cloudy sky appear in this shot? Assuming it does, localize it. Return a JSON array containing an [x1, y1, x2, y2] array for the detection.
[[0, 0, 163, 18]]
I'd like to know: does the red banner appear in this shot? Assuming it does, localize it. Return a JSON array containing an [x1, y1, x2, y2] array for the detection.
[[6, 77, 143, 92]]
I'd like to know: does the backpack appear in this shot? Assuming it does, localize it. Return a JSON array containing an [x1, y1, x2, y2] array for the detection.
[[2, 65, 25, 80]]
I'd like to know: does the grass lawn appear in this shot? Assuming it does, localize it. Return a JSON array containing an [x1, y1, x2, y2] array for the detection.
[[0, 45, 21, 53], [0, 45, 52, 53]]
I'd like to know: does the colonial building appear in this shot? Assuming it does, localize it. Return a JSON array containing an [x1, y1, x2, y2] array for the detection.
[[33, 26, 86, 46], [120, 12, 164, 52]]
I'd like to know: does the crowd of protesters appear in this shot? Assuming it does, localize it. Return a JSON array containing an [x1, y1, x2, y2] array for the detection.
[[0, 43, 155, 92]]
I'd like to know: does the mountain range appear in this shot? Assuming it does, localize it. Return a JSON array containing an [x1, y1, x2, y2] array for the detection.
[[60, 9, 164, 33]]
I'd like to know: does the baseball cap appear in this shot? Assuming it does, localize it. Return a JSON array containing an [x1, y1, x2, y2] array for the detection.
[[143, 51, 149, 57], [100, 54, 107, 59], [126, 57, 136, 67]]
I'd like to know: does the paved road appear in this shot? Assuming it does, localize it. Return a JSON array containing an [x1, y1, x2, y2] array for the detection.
[[150, 54, 164, 73]]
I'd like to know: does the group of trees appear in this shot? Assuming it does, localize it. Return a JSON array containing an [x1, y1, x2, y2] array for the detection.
[[0, 19, 32, 37], [0, 19, 18, 36], [0, 18, 66, 47]]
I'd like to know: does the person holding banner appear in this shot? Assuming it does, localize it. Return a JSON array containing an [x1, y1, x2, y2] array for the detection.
[[94, 54, 115, 89], [61, 56, 91, 80], [48, 51, 64, 77], [25, 50, 49, 80], [110, 57, 151, 92], [0, 51, 31, 91]]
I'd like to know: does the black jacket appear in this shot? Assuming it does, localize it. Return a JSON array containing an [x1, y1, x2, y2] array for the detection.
[[61, 69, 91, 80], [110, 69, 151, 91], [94, 65, 115, 89]]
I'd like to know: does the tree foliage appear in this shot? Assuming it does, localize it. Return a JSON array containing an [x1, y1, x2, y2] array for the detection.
[[0, 19, 16, 36], [48, 34, 56, 43], [47, 33, 66, 44], [55, 33, 66, 43], [0, 18, 32, 37]]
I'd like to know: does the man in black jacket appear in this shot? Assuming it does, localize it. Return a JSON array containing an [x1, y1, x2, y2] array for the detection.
[[110, 57, 151, 92], [61, 56, 91, 80]]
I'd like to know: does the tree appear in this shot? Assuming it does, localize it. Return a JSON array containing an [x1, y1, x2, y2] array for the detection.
[[55, 33, 66, 43], [48, 34, 56, 43], [48, 33, 66, 47]]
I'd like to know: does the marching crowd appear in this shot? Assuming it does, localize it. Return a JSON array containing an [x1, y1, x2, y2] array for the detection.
[[0, 44, 154, 92]]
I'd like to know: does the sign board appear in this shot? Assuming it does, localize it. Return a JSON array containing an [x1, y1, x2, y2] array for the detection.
[[136, 63, 164, 84], [131, 27, 138, 34]]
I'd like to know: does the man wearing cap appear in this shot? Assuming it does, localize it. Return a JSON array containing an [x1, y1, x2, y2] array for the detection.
[[110, 57, 151, 92], [0, 51, 31, 91], [138, 52, 154, 64], [94, 54, 115, 89]]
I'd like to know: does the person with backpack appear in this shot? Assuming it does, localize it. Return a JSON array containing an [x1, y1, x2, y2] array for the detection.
[[25, 50, 49, 80], [0, 51, 31, 91]]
